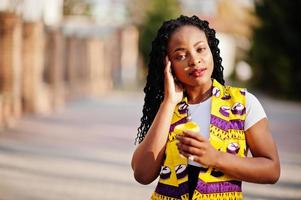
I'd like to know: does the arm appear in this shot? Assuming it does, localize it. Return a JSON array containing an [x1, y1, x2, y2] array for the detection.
[[131, 101, 176, 184], [131, 57, 183, 184], [215, 118, 280, 183], [177, 118, 280, 184]]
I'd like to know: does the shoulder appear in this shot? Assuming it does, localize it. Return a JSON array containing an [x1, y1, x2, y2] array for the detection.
[[244, 90, 267, 131], [246, 91, 259, 103], [245, 91, 264, 110]]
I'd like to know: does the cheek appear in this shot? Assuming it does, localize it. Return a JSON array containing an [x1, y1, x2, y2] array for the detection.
[[172, 62, 187, 75], [171, 66, 182, 79], [173, 67, 191, 83], [205, 52, 214, 69]]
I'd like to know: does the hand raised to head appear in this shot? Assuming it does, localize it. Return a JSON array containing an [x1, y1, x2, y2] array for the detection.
[[163, 56, 184, 105]]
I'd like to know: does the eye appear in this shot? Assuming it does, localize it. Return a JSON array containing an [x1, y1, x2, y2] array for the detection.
[[175, 54, 186, 61], [197, 47, 206, 53]]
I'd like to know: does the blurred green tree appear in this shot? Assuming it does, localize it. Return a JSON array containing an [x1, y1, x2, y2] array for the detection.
[[138, 0, 181, 66], [249, 0, 301, 99]]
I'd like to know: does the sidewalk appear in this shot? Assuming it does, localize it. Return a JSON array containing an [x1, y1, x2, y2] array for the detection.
[[0, 91, 300, 200]]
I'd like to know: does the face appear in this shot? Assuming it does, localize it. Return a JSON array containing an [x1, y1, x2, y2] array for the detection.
[[167, 25, 214, 88]]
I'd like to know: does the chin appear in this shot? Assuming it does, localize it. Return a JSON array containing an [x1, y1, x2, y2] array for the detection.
[[195, 76, 212, 86], [181, 75, 212, 87]]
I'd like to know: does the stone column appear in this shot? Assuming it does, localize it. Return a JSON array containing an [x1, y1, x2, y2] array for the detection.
[[0, 12, 22, 128], [86, 37, 106, 96], [78, 38, 88, 96], [102, 34, 115, 92], [22, 21, 49, 114], [65, 36, 83, 97], [120, 25, 139, 88], [44, 27, 65, 111]]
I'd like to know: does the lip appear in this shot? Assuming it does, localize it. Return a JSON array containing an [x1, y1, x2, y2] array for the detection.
[[189, 68, 206, 77]]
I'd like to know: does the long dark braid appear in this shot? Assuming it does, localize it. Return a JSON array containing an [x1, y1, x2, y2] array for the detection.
[[135, 15, 224, 144]]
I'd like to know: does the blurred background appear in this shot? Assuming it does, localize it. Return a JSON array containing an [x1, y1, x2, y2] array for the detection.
[[0, 0, 300, 199]]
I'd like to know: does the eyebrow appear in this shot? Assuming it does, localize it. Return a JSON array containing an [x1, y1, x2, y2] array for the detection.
[[173, 41, 205, 53]]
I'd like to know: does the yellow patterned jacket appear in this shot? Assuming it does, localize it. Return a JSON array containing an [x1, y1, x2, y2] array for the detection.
[[151, 79, 247, 200]]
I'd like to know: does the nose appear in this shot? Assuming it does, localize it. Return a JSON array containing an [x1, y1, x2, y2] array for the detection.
[[188, 53, 201, 67]]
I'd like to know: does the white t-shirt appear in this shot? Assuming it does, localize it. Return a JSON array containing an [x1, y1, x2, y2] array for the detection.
[[188, 91, 267, 167]]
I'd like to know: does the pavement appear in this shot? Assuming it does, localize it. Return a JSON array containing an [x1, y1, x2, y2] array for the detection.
[[0, 91, 300, 200]]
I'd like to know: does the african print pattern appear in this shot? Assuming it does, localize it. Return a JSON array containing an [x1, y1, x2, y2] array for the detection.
[[151, 79, 247, 200]]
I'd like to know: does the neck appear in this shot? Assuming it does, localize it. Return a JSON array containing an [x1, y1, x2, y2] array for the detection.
[[186, 79, 213, 104]]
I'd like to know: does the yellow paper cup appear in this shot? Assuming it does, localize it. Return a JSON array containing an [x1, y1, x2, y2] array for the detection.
[[174, 121, 200, 136]]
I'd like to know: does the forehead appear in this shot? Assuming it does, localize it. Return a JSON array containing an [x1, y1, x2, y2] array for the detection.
[[168, 25, 207, 48]]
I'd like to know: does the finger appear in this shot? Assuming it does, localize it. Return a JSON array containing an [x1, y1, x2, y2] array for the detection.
[[178, 149, 190, 158], [179, 148, 200, 163], [175, 80, 184, 91], [177, 135, 201, 148], [177, 142, 204, 156], [180, 149, 205, 166], [164, 55, 169, 65], [177, 146, 192, 158], [164, 56, 171, 74], [182, 130, 206, 141]]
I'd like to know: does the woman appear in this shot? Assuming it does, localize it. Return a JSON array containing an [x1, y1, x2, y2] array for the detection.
[[131, 15, 280, 200]]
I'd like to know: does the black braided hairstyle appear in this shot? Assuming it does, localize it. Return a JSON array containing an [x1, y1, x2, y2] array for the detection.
[[135, 15, 225, 144]]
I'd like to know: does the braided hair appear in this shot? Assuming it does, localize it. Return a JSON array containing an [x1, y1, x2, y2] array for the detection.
[[135, 15, 224, 144]]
